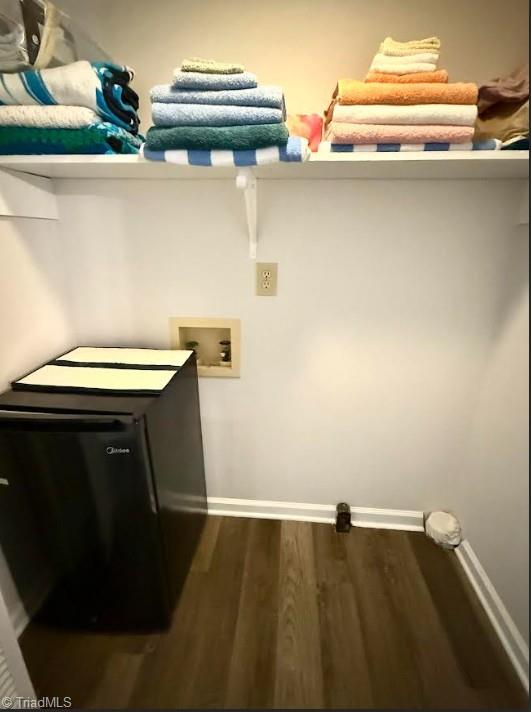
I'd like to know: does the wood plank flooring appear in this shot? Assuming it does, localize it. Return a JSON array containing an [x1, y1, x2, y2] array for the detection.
[[20, 516, 528, 709]]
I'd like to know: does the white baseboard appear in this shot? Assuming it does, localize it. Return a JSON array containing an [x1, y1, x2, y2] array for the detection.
[[456, 539, 529, 692], [207, 497, 424, 531]]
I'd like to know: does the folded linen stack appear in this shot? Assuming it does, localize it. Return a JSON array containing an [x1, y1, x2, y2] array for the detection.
[[0, 61, 142, 155], [143, 58, 309, 166], [321, 37, 499, 153], [367, 36, 446, 83]]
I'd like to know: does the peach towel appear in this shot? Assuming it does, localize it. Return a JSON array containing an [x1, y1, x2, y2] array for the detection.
[[380, 36, 441, 56], [332, 104, 478, 127], [366, 70, 449, 84], [336, 80, 478, 106], [325, 123, 474, 145]]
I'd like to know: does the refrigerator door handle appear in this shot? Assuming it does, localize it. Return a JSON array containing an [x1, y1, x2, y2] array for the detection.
[[0, 411, 129, 431]]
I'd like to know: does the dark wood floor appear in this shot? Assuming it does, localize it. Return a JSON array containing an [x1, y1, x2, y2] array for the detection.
[[21, 516, 527, 709]]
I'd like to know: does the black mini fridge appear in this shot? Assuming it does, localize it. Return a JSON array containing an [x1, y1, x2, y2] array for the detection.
[[0, 347, 207, 630]]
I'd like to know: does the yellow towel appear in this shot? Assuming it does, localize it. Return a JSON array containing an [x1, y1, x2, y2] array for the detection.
[[380, 36, 441, 56], [181, 57, 245, 74], [335, 80, 478, 106]]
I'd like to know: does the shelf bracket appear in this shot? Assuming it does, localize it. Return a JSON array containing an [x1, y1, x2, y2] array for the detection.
[[236, 168, 258, 259], [0, 167, 58, 220]]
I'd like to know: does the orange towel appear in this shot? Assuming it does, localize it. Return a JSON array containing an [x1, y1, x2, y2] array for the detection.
[[366, 70, 449, 84], [336, 80, 478, 106]]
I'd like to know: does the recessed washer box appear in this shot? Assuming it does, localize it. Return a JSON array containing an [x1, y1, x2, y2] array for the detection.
[[170, 317, 241, 378]]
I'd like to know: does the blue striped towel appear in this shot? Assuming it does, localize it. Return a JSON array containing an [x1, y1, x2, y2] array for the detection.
[[0, 61, 139, 133], [152, 102, 283, 127], [142, 136, 309, 167], [150, 84, 284, 110], [172, 70, 258, 91], [319, 139, 501, 153]]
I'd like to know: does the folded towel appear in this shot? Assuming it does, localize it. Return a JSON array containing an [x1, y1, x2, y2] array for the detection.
[[318, 139, 501, 152], [172, 70, 257, 91], [142, 136, 309, 166], [0, 105, 101, 128], [145, 123, 289, 151], [332, 104, 477, 127], [366, 70, 449, 83], [380, 36, 441, 56], [369, 62, 438, 76], [181, 57, 245, 74], [371, 52, 440, 65], [0, 61, 139, 134], [151, 84, 284, 110], [326, 123, 474, 144], [335, 80, 478, 106], [152, 102, 283, 127], [0, 123, 142, 155]]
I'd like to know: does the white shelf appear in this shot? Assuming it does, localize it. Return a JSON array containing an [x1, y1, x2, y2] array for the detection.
[[0, 151, 527, 180], [1, 152, 527, 260]]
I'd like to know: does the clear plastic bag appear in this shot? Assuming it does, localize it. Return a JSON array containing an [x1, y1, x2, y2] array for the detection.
[[0, 0, 111, 72]]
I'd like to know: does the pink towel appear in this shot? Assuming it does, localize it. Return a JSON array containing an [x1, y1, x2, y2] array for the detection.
[[325, 123, 474, 144]]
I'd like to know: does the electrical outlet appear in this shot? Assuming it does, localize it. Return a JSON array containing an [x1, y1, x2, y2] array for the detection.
[[256, 262, 278, 296]]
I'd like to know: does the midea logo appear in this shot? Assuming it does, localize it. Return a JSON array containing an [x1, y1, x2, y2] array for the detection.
[[106, 447, 131, 455]]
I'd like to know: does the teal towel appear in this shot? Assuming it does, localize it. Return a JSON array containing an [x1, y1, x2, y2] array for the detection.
[[145, 123, 289, 151], [0, 123, 142, 155]]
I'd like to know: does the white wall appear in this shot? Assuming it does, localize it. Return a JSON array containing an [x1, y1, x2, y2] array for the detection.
[[452, 224, 529, 640], [0, 216, 74, 623], [56, 0, 529, 129]]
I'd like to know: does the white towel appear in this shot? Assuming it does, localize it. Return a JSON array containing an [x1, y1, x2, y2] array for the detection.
[[380, 47, 440, 57], [372, 52, 440, 65], [0, 105, 100, 128], [332, 104, 478, 127], [369, 60, 437, 75]]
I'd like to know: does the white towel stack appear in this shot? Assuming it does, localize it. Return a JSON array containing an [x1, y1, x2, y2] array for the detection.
[[369, 36, 441, 76]]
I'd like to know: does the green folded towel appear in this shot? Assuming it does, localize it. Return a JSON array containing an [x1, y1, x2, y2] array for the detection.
[[181, 57, 245, 74], [0, 124, 142, 155], [145, 123, 289, 151]]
